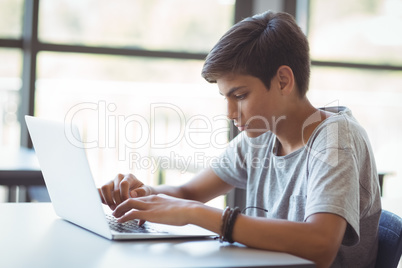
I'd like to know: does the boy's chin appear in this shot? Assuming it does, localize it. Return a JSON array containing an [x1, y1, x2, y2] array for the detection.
[[244, 129, 269, 138]]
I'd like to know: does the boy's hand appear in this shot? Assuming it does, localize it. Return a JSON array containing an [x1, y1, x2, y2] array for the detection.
[[98, 173, 153, 210], [112, 194, 200, 226]]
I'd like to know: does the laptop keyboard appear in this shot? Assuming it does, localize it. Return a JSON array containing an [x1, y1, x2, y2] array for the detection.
[[106, 215, 162, 234]]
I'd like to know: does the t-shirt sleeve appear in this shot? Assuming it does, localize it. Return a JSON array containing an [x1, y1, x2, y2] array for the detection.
[[305, 120, 360, 246], [210, 133, 248, 189]]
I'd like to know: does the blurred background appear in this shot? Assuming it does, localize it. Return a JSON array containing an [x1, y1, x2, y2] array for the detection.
[[0, 0, 401, 218]]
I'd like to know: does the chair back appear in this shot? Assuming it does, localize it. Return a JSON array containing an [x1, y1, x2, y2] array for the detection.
[[375, 210, 402, 268]]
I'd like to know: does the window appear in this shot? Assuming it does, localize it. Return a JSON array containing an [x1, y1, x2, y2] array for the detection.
[[38, 0, 233, 53], [35, 52, 228, 195], [0, 0, 24, 39], [0, 48, 22, 149], [0, 0, 235, 206], [0, 0, 24, 150], [309, 0, 402, 65], [308, 0, 402, 201]]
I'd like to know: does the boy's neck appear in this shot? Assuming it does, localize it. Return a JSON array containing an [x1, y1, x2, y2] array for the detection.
[[274, 98, 332, 156]]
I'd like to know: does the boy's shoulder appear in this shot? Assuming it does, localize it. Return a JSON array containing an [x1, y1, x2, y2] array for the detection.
[[311, 106, 369, 149], [319, 106, 364, 133]]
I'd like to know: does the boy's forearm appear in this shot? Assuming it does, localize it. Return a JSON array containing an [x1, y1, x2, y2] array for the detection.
[[187, 203, 222, 234], [150, 184, 187, 199], [149, 167, 231, 203], [231, 213, 345, 268], [186, 204, 345, 268]]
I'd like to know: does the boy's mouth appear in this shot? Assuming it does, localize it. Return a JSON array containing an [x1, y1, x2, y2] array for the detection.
[[234, 122, 248, 131]]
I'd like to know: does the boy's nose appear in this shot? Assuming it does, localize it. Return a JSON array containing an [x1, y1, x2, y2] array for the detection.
[[227, 100, 239, 121]]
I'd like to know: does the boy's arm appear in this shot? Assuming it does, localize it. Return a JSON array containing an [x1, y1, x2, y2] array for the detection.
[[114, 197, 346, 268], [229, 212, 346, 268], [185, 203, 346, 268], [152, 167, 234, 203]]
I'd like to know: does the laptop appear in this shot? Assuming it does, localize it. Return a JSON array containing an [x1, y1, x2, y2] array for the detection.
[[25, 115, 215, 240]]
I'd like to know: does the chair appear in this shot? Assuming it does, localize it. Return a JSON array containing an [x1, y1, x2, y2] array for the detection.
[[375, 210, 402, 268]]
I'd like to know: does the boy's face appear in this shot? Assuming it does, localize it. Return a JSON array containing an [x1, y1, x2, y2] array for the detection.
[[217, 74, 284, 138]]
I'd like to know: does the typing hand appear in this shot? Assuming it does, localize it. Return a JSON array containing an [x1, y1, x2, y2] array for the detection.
[[98, 173, 153, 210], [112, 194, 198, 226]]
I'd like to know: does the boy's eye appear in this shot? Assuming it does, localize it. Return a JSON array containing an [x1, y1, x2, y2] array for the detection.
[[235, 93, 247, 100]]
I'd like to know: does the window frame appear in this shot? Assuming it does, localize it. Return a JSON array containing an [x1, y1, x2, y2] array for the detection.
[[0, 0, 301, 148], [0, 0, 247, 207], [0, 0, 294, 208]]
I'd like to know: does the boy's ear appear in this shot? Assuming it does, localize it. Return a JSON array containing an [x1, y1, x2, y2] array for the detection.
[[276, 65, 295, 95]]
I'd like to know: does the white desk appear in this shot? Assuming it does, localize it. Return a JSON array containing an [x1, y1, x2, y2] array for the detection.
[[0, 203, 315, 268]]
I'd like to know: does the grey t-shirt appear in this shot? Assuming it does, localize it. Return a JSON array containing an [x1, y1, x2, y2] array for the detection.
[[212, 106, 381, 267]]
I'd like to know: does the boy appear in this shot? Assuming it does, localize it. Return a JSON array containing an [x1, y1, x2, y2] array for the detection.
[[99, 11, 381, 268]]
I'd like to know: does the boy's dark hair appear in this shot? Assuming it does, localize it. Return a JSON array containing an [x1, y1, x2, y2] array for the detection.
[[201, 11, 310, 97]]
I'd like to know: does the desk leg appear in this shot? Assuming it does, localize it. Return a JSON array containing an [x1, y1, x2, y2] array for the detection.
[[7, 186, 28, 202]]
